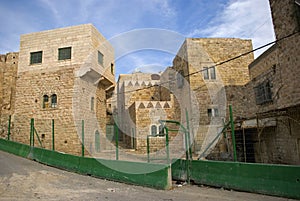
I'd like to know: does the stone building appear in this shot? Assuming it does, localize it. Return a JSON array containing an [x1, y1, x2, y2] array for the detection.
[[209, 0, 300, 165], [170, 38, 254, 156], [1, 24, 115, 156], [0, 52, 18, 134], [116, 72, 179, 153], [115, 38, 254, 157]]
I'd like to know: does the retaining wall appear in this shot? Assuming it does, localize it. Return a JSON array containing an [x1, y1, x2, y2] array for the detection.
[[0, 138, 171, 190], [172, 159, 300, 199]]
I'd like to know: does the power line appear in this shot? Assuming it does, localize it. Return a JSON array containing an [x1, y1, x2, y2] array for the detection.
[[116, 30, 299, 96]]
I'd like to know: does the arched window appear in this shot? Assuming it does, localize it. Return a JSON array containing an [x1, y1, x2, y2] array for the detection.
[[151, 125, 157, 136], [43, 95, 49, 108], [95, 130, 100, 152], [51, 94, 57, 108]]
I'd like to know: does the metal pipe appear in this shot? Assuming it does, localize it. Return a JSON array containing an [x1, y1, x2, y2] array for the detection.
[[229, 105, 237, 161], [185, 109, 192, 160], [165, 127, 170, 163], [30, 118, 35, 147]]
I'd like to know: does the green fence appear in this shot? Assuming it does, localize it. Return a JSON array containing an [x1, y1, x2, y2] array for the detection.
[[0, 138, 171, 190], [172, 159, 300, 199]]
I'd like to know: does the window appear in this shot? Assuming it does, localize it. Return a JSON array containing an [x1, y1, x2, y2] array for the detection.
[[91, 97, 95, 111], [158, 124, 165, 135], [203, 67, 209, 79], [51, 94, 57, 108], [177, 70, 184, 88], [254, 81, 272, 105], [58, 47, 71, 60], [98, 51, 103, 66], [43, 95, 49, 108], [30, 51, 42, 64], [111, 63, 114, 74], [210, 66, 216, 79], [151, 125, 157, 136], [208, 108, 219, 117], [203, 66, 216, 80]]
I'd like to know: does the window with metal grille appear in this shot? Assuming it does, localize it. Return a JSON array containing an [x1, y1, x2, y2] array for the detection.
[[254, 81, 272, 105], [30, 51, 42, 64], [58, 47, 71, 60]]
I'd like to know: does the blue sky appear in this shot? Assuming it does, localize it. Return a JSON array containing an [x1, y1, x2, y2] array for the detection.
[[0, 0, 275, 78]]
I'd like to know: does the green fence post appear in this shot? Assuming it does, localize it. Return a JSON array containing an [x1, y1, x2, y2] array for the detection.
[[147, 135, 150, 163], [82, 120, 84, 157], [52, 119, 55, 151], [229, 105, 237, 162], [185, 109, 192, 160], [165, 127, 170, 163], [115, 123, 119, 160], [29, 119, 32, 146], [30, 118, 35, 147], [7, 115, 11, 141]]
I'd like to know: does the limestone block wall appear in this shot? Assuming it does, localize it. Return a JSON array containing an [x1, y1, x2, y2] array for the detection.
[[268, 0, 300, 108], [0, 53, 18, 114], [0, 53, 18, 138], [172, 38, 254, 153], [13, 24, 114, 156], [130, 100, 177, 153]]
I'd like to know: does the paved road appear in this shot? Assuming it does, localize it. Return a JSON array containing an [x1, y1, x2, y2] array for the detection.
[[0, 151, 295, 201]]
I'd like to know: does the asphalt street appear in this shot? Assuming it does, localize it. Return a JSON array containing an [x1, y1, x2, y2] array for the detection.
[[0, 151, 295, 201]]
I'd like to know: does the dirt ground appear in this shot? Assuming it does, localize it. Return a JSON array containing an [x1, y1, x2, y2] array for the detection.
[[0, 151, 296, 201]]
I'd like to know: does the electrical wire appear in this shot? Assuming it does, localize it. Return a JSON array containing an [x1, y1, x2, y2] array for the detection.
[[116, 30, 299, 96]]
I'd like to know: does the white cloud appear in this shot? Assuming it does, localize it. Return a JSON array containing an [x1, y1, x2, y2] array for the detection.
[[188, 0, 275, 57]]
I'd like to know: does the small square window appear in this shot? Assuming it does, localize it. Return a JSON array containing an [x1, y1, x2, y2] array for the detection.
[[98, 51, 103, 66], [208, 108, 219, 117], [30, 51, 42, 64], [203, 66, 216, 80], [58, 47, 71, 60]]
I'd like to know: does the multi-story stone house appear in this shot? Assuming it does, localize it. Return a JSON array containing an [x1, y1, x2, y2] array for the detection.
[[208, 0, 300, 165], [1, 24, 115, 156], [116, 72, 177, 153], [170, 38, 254, 156]]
